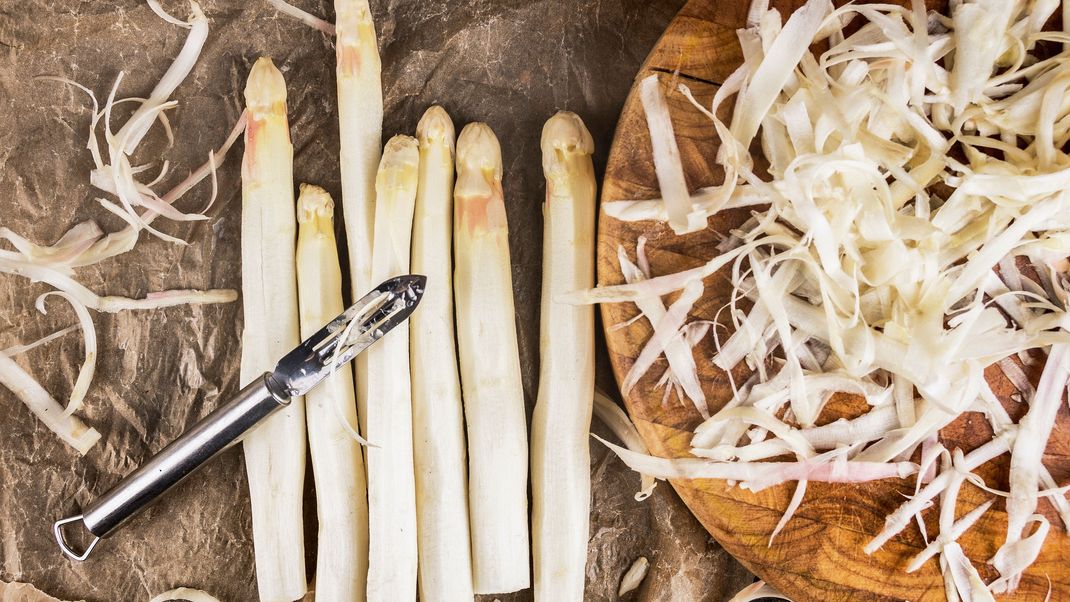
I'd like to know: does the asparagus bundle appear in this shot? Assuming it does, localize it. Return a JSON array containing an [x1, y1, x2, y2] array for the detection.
[[453, 122, 530, 594], [365, 136, 420, 601], [296, 184, 369, 601], [410, 106, 475, 599], [531, 112, 597, 601], [239, 57, 306, 602]]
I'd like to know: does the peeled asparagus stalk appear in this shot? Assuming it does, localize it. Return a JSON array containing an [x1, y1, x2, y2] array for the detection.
[[239, 57, 306, 602], [453, 122, 530, 594], [296, 185, 369, 602], [410, 106, 475, 599], [365, 135, 420, 601], [531, 112, 597, 602], [335, 0, 383, 432]]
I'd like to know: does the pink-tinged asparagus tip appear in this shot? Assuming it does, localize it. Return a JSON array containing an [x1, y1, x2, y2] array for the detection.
[[541, 111, 594, 157], [417, 105, 456, 153], [456, 122, 502, 181], [335, 0, 377, 77], [244, 57, 287, 115], [455, 123, 506, 234], [297, 184, 335, 226]]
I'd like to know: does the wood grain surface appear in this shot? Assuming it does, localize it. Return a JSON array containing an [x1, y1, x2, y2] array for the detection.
[[598, 1, 1070, 600]]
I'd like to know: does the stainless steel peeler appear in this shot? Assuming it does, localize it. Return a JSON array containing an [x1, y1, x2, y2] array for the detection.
[[53, 274, 426, 561]]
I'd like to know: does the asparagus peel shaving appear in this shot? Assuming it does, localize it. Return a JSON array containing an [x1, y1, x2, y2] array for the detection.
[[0, 2, 237, 454]]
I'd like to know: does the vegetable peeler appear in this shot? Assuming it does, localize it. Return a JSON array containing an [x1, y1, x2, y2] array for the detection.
[[53, 274, 426, 561]]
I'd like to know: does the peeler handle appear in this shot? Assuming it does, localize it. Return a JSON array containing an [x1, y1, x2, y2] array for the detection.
[[54, 373, 289, 560]]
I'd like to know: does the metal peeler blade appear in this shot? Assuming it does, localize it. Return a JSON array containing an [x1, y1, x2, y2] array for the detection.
[[270, 273, 426, 398]]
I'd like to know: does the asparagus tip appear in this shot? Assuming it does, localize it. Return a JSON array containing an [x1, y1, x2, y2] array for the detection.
[[417, 105, 456, 152], [381, 135, 420, 169], [541, 111, 594, 156], [245, 57, 287, 114], [456, 122, 502, 181], [335, 0, 378, 76], [297, 184, 334, 224], [455, 124, 506, 231], [336, 0, 374, 29]]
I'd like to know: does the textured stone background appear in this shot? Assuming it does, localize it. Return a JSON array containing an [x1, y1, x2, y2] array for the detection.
[[0, 1, 755, 600]]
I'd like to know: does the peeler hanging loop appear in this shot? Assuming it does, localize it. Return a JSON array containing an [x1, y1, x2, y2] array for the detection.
[[53, 515, 100, 561]]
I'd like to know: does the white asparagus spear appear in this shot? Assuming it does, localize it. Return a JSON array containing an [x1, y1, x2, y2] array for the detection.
[[453, 122, 531, 594], [335, 0, 382, 432], [531, 111, 597, 601], [365, 136, 420, 601], [239, 57, 307, 602], [296, 185, 369, 602], [410, 106, 475, 600]]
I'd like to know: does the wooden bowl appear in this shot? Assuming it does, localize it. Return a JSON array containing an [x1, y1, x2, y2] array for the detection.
[[597, 1, 1070, 599]]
